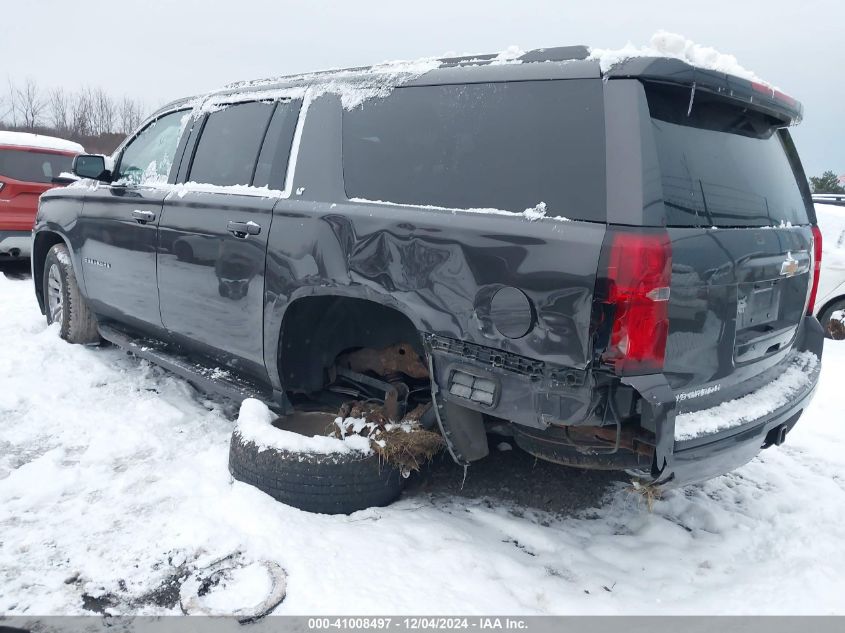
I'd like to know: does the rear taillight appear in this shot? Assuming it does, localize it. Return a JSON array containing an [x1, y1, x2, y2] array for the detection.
[[807, 224, 823, 315], [601, 230, 672, 375]]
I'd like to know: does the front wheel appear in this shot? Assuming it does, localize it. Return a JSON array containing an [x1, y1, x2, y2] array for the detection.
[[43, 243, 100, 344]]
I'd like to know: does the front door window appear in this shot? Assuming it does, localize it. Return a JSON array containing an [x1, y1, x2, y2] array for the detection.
[[114, 110, 188, 186]]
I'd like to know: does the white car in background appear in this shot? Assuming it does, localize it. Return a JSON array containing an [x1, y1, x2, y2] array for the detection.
[[814, 202, 845, 335]]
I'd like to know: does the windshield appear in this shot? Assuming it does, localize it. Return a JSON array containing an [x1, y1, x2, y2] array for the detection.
[[646, 84, 811, 228], [0, 149, 73, 184]]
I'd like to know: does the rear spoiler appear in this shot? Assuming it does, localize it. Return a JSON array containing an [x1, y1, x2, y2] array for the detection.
[[603, 57, 803, 125]]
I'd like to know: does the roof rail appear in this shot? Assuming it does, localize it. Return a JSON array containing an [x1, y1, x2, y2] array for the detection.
[[519, 46, 590, 63], [437, 45, 589, 67], [225, 45, 592, 89]]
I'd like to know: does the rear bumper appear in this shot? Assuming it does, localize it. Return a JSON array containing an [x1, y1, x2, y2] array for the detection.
[[640, 315, 826, 488], [0, 231, 31, 258], [429, 316, 825, 487], [668, 385, 813, 487]]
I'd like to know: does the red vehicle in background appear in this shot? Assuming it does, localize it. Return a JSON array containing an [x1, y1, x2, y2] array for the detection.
[[0, 131, 83, 259]]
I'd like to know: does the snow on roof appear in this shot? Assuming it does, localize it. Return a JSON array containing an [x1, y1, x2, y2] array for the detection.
[[0, 131, 84, 154], [175, 34, 771, 120], [198, 56, 444, 113], [588, 30, 767, 85]]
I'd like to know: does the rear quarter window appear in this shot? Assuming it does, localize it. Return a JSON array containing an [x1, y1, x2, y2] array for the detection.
[[342, 79, 606, 222]]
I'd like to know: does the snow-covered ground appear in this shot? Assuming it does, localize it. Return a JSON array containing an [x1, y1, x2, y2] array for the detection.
[[1, 272, 845, 616]]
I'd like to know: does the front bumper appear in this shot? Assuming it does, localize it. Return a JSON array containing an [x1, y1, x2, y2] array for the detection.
[[0, 231, 32, 258]]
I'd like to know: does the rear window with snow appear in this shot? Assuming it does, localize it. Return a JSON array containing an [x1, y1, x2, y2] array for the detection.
[[342, 80, 606, 222], [646, 83, 811, 228], [0, 149, 73, 184]]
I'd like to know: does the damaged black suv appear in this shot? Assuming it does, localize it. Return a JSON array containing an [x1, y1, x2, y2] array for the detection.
[[33, 46, 825, 502]]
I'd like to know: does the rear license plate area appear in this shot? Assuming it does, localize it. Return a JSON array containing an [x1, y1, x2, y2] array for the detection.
[[737, 280, 781, 330], [734, 279, 797, 363]]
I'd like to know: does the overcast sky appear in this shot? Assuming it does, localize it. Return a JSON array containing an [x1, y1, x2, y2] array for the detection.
[[2, 0, 842, 177]]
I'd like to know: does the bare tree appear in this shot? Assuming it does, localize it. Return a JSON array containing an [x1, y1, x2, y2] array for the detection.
[[119, 96, 144, 134], [70, 87, 94, 136], [5, 77, 18, 126], [92, 87, 116, 135], [15, 78, 45, 128], [48, 87, 70, 132]]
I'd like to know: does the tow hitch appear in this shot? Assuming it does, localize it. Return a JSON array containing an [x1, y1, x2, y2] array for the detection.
[[763, 423, 789, 448]]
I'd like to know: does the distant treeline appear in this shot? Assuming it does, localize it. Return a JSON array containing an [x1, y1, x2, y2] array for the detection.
[[1, 78, 148, 154]]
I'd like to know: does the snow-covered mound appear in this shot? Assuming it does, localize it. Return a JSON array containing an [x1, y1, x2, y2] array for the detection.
[[589, 30, 766, 84], [0, 131, 84, 154], [235, 398, 371, 455]]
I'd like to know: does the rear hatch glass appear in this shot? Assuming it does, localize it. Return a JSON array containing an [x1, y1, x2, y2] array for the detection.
[[641, 82, 816, 429], [647, 83, 809, 228], [0, 148, 73, 184]]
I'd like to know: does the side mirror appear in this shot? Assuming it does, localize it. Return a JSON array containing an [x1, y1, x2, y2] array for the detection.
[[72, 154, 111, 182]]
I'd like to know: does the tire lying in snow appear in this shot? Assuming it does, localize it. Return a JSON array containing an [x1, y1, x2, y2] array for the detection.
[[228, 405, 404, 515]]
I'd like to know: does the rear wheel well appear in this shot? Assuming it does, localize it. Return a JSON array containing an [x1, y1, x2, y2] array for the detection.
[[32, 232, 67, 313], [279, 296, 425, 394]]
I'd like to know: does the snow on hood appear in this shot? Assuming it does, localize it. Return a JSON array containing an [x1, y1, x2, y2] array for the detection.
[[234, 398, 372, 455], [588, 30, 767, 85], [0, 131, 84, 154]]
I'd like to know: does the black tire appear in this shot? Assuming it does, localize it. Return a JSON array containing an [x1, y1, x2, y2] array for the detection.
[[818, 298, 845, 339], [43, 243, 100, 344], [228, 430, 404, 514], [173, 241, 193, 262]]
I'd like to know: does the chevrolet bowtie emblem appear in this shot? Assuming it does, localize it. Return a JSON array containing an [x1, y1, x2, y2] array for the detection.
[[780, 252, 800, 277]]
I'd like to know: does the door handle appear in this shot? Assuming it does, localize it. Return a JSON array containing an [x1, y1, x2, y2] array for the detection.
[[131, 209, 157, 223], [227, 220, 261, 238]]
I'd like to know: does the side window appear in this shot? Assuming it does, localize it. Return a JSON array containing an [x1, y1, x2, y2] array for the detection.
[[342, 80, 606, 222], [252, 100, 301, 189], [115, 110, 188, 186], [188, 101, 275, 187]]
